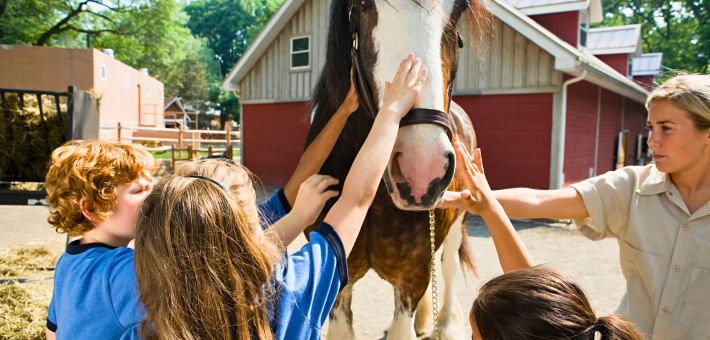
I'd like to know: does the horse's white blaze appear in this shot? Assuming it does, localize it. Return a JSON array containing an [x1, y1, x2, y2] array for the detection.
[[438, 213, 465, 340], [373, 0, 457, 209]]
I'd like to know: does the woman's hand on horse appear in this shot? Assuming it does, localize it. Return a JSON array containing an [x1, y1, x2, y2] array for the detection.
[[340, 68, 360, 115], [441, 143, 494, 215], [291, 174, 340, 226], [381, 53, 428, 119]]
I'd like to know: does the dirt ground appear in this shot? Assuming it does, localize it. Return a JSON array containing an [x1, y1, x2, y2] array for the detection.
[[2, 205, 626, 340]]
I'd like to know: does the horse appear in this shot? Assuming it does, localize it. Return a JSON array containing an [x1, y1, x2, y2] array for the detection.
[[304, 0, 492, 338]]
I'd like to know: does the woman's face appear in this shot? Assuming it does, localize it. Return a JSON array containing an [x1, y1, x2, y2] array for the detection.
[[647, 100, 710, 174]]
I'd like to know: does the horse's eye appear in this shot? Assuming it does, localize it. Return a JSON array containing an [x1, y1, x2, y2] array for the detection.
[[358, 0, 370, 10]]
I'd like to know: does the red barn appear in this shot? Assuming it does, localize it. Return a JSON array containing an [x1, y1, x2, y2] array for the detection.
[[222, 0, 654, 189]]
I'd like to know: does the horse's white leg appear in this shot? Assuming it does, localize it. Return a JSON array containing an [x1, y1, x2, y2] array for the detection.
[[326, 285, 355, 340], [387, 288, 418, 340], [437, 213, 465, 340], [414, 281, 432, 335]]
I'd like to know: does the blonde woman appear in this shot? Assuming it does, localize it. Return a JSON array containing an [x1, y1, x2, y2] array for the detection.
[[447, 75, 710, 340]]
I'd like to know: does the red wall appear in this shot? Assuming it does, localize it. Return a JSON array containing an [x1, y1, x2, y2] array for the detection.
[[529, 11, 579, 47], [598, 88, 624, 174], [454, 93, 553, 190], [597, 54, 629, 76], [564, 80, 599, 186], [623, 100, 650, 165], [563, 79, 649, 186], [242, 102, 310, 187], [634, 75, 654, 91]]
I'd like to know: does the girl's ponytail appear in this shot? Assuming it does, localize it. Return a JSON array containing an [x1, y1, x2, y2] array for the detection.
[[596, 314, 647, 340]]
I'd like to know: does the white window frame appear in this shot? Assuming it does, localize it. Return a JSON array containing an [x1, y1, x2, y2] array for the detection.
[[147, 84, 152, 97], [124, 75, 130, 89], [290, 35, 311, 70], [100, 65, 108, 81]]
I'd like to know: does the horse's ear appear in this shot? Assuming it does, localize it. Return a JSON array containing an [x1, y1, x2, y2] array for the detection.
[[462, 0, 495, 58]]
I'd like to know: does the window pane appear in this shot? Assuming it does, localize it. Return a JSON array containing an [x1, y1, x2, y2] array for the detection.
[[292, 52, 309, 68], [292, 37, 309, 52]]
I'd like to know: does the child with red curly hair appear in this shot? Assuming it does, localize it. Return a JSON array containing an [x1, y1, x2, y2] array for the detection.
[[44, 140, 156, 340]]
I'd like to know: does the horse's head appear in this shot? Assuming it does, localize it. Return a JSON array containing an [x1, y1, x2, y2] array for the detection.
[[349, 0, 490, 210]]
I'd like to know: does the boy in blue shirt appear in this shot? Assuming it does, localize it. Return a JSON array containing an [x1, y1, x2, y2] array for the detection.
[[44, 78, 359, 340]]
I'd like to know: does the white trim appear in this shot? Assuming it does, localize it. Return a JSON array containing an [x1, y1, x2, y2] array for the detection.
[[290, 35, 311, 70], [147, 84, 152, 97], [517, 0, 588, 16], [454, 86, 562, 96], [588, 47, 638, 55], [551, 69, 587, 189], [124, 75, 130, 89], [240, 97, 310, 105], [222, 0, 308, 91]]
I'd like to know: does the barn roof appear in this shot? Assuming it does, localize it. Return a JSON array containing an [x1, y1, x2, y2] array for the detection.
[[223, 0, 649, 103], [632, 52, 663, 76], [503, 0, 602, 23], [587, 24, 643, 56]]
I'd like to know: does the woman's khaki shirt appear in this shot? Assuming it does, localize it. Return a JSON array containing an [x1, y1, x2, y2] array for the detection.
[[571, 165, 710, 340]]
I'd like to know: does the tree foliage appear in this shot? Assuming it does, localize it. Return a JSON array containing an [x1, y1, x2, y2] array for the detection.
[[186, 0, 283, 77], [595, 0, 710, 74]]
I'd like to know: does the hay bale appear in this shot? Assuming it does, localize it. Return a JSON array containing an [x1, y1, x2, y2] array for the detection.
[[0, 93, 68, 182]]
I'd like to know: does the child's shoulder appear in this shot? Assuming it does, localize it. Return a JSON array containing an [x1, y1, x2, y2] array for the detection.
[[56, 241, 135, 280]]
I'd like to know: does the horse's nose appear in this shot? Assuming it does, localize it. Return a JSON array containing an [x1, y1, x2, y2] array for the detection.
[[391, 147, 456, 207]]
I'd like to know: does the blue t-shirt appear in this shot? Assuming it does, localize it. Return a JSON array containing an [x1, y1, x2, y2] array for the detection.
[[47, 189, 290, 339], [47, 241, 143, 340], [120, 222, 349, 340]]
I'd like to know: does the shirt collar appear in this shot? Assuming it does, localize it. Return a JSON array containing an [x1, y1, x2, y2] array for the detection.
[[65, 239, 117, 255], [638, 165, 672, 196]]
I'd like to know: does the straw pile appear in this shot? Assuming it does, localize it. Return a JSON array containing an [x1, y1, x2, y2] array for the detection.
[[0, 244, 62, 340], [0, 93, 68, 182]]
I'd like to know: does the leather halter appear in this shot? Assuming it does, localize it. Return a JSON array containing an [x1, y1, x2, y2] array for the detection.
[[349, 4, 454, 140]]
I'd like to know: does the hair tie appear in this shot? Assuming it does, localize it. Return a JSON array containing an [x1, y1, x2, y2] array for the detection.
[[186, 175, 229, 193], [593, 318, 602, 340]]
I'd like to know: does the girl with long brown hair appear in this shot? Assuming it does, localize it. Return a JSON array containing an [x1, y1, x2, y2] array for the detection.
[[442, 142, 646, 340], [122, 54, 429, 340]]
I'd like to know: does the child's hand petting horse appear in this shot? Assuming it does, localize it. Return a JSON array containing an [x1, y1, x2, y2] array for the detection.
[[441, 142, 495, 216], [381, 53, 428, 119], [291, 174, 340, 225]]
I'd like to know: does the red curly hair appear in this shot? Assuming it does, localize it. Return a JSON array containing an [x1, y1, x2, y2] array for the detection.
[[45, 140, 156, 236]]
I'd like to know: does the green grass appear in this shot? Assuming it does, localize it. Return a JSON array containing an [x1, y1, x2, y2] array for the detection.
[[149, 148, 240, 160]]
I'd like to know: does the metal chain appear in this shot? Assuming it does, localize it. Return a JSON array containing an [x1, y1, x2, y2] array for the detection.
[[429, 209, 439, 340]]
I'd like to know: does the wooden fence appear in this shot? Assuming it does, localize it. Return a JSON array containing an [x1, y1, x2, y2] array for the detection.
[[103, 123, 241, 168]]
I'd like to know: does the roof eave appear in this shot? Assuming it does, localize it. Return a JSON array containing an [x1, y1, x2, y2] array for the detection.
[[517, 0, 588, 16], [221, 0, 307, 91]]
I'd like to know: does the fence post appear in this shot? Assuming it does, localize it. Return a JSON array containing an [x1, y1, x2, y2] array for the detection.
[[178, 124, 183, 149], [208, 145, 213, 156], [187, 145, 193, 160], [117, 122, 122, 142], [226, 144, 233, 159], [171, 145, 176, 168]]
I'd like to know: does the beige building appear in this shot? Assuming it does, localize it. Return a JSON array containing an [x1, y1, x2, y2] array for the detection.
[[0, 44, 165, 140]]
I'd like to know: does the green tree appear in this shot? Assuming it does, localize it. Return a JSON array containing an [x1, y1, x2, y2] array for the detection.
[[186, 0, 283, 77], [595, 0, 709, 74], [0, 0, 58, 44]]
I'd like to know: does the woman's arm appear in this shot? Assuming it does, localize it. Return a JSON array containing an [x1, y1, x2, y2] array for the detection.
[[324, 54, 427, 256], [46, 329, 56, 340], [492, 188, 589, 220], [445, 145, 534, 273], [282, 72, 359, 207]]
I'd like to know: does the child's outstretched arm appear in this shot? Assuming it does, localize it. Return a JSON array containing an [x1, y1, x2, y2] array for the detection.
[[282, 71, 359, 207], [324, 53, 427, 256], [442, 143, 534, 273]]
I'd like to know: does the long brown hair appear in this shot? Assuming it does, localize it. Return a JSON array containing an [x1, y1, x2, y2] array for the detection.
[[471, 265, 646, 340], [135, 159, 282, 340]]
